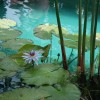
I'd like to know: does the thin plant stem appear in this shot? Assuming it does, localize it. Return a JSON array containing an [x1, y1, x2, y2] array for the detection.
[[98, 48, 100, 78], [68, 49, 73, 63], [78, 0, 82, 67], [90, 0, 96, 77], [54, 0, 68, 70], [81, 0, 88, 73], [90, 0, 99, 77], [50, 33, 52, 63]]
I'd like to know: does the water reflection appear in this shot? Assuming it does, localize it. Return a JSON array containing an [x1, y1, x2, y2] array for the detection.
[[0, 0, 7, 18]]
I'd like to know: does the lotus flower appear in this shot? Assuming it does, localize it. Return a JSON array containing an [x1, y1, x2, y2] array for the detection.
[[22, 50, 44, 65]]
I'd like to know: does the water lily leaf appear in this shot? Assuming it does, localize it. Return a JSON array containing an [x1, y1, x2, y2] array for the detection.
[[0, 87, 50, 100], [0, 51, 6, 59], [0, 28, 22, 41], [34, 24, 69, 40], [62, 40, 90, 50], [0, 69, 16, 79], [96, 40, 100, 47], [19, 44, 44, 52], [63, 40, 78, 49], [40, 84, 81, 100], [21, 64, 67, 86], [0, 18, 16, 29], [2, 39, 32, 50], [0, 57, 20, 71], [19, 44, 51, 58], [96, 33, 100, 40], [10, 44, 51, 67]]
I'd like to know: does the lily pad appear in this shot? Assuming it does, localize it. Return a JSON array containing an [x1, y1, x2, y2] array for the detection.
[[0, 28, 22, 41], [0, 69, 16, 79], [0, 57, 20, 71], [0, 87, 50, 100], [0, 51, 6, 59], [2, 39, 32, 50], [62, 40, 90, 50], [40, 84, 81, 100], [63, 40, 78, 49], [10, 44, 51, 66], [34, 24, 69, 40], [21, 64, 67, 86], [96, 33, 100, 40], [0, 18, 16, 29]]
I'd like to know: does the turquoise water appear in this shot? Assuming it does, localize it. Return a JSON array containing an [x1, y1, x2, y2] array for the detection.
[[0, 0, 100, 71]]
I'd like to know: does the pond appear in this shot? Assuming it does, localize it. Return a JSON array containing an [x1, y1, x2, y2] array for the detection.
[[0, 0, 100, 99], [0, 0, 100, 70]]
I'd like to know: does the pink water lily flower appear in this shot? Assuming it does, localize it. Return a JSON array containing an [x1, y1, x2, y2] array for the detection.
[[22, 50, 44, 65]]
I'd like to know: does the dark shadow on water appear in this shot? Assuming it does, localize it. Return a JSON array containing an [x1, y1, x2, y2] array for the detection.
[[0, 0, 7, 18]]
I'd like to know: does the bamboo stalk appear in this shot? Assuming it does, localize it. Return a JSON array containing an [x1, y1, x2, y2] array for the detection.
[[54, 0, 68, 70], [78, 0, 82, 67], [81, 0, 88, 73], [90, 0, 96, 78], [90, 0, 99, 77], [98, 48, 100, 78]]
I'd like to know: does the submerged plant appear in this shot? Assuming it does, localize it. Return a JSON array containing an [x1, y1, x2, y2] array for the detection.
[[22, 49, 44, 66]]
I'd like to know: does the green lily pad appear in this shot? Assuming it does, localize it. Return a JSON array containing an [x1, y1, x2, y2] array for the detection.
[[40, 84, 81, 100], [96, 40, 100, 48], [0, 28, 22, 41], [2, 39, 32, 50], [0, 87, 50, 100], [19, 44, 51, 60], [0, 57, 20, 71], [63, 40, 78, 49], [96, 33, 100, 40], [21, 64, 67, 86], [0, 19, 16, 29], [91, 33, 100, 47], [0, 51, 6, 59], [10, 44, 51, 66], [34, 24, 69, 40], [0, 69, 16, 79], [62, 40, 90, 50]]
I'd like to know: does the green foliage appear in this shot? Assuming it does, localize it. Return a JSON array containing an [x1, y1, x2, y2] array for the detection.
[[21, 64, 67, 86], [0, 28, 21, 41]]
